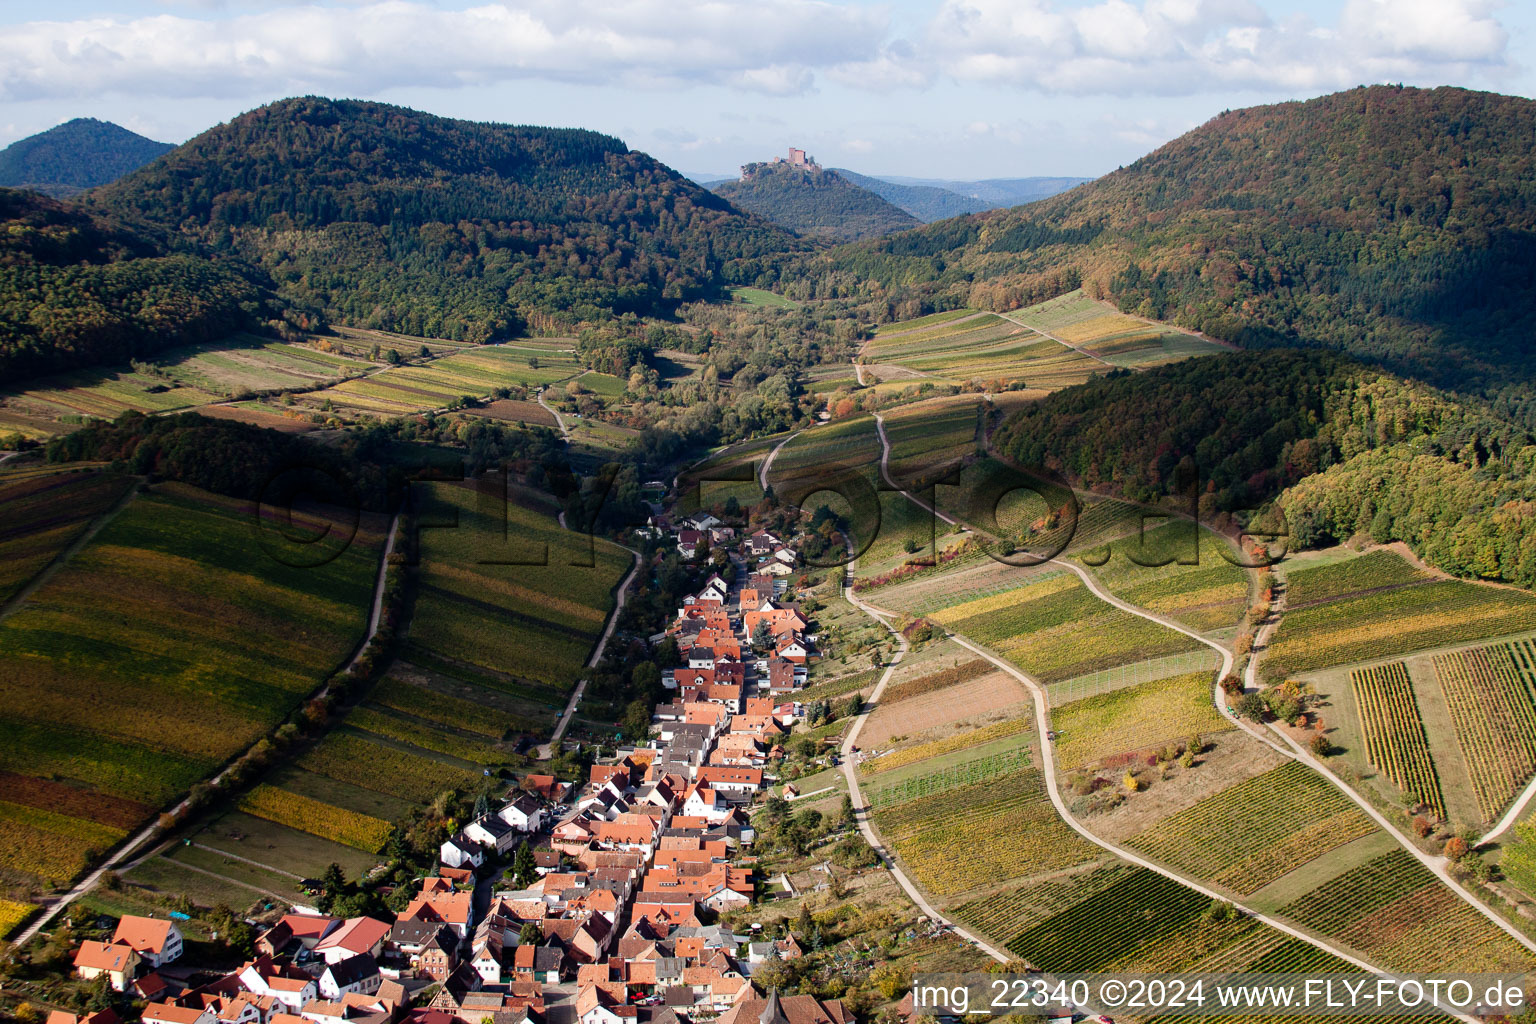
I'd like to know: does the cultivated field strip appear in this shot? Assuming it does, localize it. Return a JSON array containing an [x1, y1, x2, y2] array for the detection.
[[1350, 661, 1446, 818], [1433, 643, 1536, 822], [1280, 849, 1533, 972]]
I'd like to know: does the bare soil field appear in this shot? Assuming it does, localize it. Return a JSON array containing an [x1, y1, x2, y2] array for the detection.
[[862, 669, 1030, 749]]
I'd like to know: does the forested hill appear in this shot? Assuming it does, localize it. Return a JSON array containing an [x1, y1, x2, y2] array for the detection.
[[0, 188, 278, 380], [993, 350, 1536, 587], [712, 162, 920, 242], [0, 118, 173, 198], [91, 97, 805, 340], [799, 86, 1536, 415]]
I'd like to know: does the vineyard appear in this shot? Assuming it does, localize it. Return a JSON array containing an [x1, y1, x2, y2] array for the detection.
[[1261, 578, 1536, 681], [1089, 523, 1248, 634], [1349, 662, 1445, 817], [933, 575, 1203, 683], [874, 769, 1095, 896], [862, 717, 1031, 774], [1126, 763, 1378, 894], [408, 481, 629, 695], [1051, 670, 1229, 770], [865, 746, 1032, 807], [880, 659, 993, 704], [953, 863, 1133, 944], [238, 784, 392, 853], [346, 706, 506, 766], [1433, 643, 1536, 822], [862, 308, 1105, 393], [368, 674, 532, 738], [1047, 649, 1220, 705], [0, 481, 381, 877], [312, 344, 580, 416], [1286, 550, 1428, 607], [1003, 867, 1215, 969], [0, 798, 127, 885], [0, 469, 133, 604], [1007, 291, 1223, 369], [0, 898, 33, 939], [1280, 849, 1533, 972], [297, 731, 479, 804]]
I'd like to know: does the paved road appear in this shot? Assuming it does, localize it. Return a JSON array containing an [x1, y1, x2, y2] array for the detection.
[[537, 387, 570, 439]]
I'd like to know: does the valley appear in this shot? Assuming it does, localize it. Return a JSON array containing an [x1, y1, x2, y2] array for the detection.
[[2, 80, 1536, 1024]]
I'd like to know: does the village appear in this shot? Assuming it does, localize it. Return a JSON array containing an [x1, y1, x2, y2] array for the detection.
[[52, 512, 859, 1024]]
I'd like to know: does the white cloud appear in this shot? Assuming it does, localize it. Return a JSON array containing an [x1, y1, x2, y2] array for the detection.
[[923, 0, 1510, 94], [0, 0, 1513, 104], [0, 0, 892, 101]]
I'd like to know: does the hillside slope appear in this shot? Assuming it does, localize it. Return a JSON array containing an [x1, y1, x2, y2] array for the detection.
[[0, 118, 173, 199], [712, 162, 919, 241], [93, 97, 804, 340], [804, 86, 1536, 410], [992, 349, 1536, 586], [0, 188, 276, 380]]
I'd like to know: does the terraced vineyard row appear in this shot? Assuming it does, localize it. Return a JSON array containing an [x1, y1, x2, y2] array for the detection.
[[1349, 662, 1445, 818], [1004, 867, 1213, 969], [1262, 576, 1536, 681], [1433, 644, 1536, 822], [1126, 762, 1377, 894], [952, 862, 1131, 943]]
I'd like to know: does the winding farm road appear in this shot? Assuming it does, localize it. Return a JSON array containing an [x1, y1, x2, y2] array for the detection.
[[838, 580, 1011, 964], [537, 387, 570, 439], [759, 430, 802, 493], [845, 415, 1536, 1004], [538, 547, 642, 759]]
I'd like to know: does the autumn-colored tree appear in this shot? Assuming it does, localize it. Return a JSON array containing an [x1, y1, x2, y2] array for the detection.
[[1309, 733, 1332, 757], [1412, 816, 1434, 838], [1444, 836, 1469, 861]]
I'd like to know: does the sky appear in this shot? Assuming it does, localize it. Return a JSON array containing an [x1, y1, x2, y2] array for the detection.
[[0, 0, 1532, 180]]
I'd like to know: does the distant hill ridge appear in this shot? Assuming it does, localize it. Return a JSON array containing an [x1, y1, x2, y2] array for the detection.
[[802, 85, 1536, 411], [711, 160, 919, 242], [0, 118, 173, 198]]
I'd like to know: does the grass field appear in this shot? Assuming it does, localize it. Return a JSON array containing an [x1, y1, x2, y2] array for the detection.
[[0, 467, 133, 604], [1263, 551, 1536, 680], [730, 287, 799, 308], [0, 483, 382, 894], [1005, 291, 1226, 368], [1125, 762, 1377, 895], [406, 480, 629, 703]]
